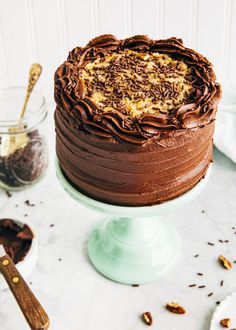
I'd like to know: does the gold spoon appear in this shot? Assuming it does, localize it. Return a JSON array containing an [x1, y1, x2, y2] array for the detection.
[[19, 63, 42, 125], [1, 64, 42, 157]]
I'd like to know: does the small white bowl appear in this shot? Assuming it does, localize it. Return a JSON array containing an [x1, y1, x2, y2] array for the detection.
[[214, 84, 236, 162], [210, 292, 236, 329], [0, 219, 38, 291]]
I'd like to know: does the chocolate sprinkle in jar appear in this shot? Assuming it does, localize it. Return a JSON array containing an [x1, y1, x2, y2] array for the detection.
[[0, 87, 48, 190]]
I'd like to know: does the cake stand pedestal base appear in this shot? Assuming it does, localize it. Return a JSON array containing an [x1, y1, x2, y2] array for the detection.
[[56, 158, 211, 285], [88, 215, 180, 284]]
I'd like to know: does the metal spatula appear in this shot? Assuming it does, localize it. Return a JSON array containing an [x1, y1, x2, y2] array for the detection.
[[0, 244, 49, 330]]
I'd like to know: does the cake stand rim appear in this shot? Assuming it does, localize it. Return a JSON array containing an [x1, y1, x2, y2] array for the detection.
[[55, 157, 212, 215]]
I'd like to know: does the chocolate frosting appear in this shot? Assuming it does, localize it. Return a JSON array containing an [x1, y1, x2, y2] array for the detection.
[[54, 35, 221, 145], [54, 35, 221, 206], [0, 219, 33, 264]]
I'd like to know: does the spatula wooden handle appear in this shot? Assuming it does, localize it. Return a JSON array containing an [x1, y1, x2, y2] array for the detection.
[[0, 255, 49, 330]]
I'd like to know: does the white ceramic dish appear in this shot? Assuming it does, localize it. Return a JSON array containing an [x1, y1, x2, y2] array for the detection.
[[210, 292, 236, 329], [214, 84, 236, 163], [0, 219, 38, 291]]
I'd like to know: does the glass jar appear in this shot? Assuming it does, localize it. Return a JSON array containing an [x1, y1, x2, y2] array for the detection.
[[0, 87, 48, 190]]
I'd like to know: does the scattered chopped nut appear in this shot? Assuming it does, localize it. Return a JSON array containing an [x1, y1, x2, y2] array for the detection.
[[220, 318, 231, 328], [142, 312, 153, 326], [166, 302, 186, 314], [6, 191, 12, 198], [218, 255, 232, 270]]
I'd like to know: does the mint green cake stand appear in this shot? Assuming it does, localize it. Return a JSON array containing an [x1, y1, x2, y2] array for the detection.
[[56, 159, 212, 285]]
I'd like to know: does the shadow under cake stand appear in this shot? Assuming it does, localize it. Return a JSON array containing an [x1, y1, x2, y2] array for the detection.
[[56, 158, 212, 285]]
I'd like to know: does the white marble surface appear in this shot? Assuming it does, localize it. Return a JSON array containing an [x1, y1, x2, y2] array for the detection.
[[0, 114, 236, 330]]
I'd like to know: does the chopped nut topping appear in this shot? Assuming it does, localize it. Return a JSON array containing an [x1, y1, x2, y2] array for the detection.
[[166, 302, 186, 314], [220, 318, 231, 328], [218, 255, 232, 270], [80, 49, 196, 117], [142, 311, 153, 326]]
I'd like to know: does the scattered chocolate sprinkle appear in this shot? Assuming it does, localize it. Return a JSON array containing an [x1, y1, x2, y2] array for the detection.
[[198, 285, 205, 288], [25, 200, 35, 207], [207, 292, 213, 297], [194, 254, 199, 258], [5, 191, 12, 198], [220, 280, 224, 286], [197, 272, 203, 276], [24, 214, 28, 217], [50, 224, 55, 228], [232, 227, 235, 230], [59, 258, 62, 261], [207, 242, 214, 246], [224, 240, 229, 243], [233, 261, 236, 264], [216, 301, 221, 305], [201, 210, 205, 214], [189, 284, 196, 287], [132, 284, 140, 287], [219, 239, 224, 243]]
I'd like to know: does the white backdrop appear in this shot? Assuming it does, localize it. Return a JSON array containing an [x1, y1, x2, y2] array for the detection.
[[0, 0, 235, 103]]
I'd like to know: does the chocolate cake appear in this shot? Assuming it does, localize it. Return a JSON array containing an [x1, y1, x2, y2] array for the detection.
[[54, 35, 221, 206]]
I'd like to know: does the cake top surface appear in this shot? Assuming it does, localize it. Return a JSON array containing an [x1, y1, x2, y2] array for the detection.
[[81, 50, 195, 118], [55, 34, 222, 145]]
